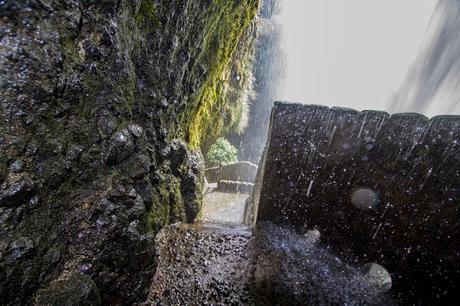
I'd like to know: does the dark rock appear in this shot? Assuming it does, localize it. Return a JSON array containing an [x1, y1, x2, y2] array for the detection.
[[120, 154, 150, 179], [28, 195, 40, 209], [66, 145, 83, 161], [10, 237, 35, 260], [39, 161, 69, 189], [0, 0, 255, 304], [43, 247, 62, 266], [9, 160, 24, 173], [0, 159, 7, 184], [255, 102, 460, 304], [35, 273, 101, 306], [0, 239, 9, 260], [104, 129, 134, 165], [82, 40, 103, 61], [134, 179, 153, 208], [180, 150, 204, 223], [0, 174, 35, 207], [128, 124, 143, 138], [127, 191, 146, 220], [169, 139, 188, 168]]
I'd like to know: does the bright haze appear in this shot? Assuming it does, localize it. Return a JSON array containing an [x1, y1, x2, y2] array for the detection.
[[278, 0, 439, 116]]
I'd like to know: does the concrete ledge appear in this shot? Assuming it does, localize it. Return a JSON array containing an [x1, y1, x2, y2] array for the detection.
[[254, 102, 460, 303], [218, 180, 254, 194], [204, 161, 258, 184]]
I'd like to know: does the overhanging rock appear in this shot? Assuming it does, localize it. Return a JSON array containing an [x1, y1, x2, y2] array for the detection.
[[254, 101, 460, 303]]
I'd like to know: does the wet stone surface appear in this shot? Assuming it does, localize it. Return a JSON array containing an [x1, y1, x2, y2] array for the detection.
[[256, 102, 460, 304], [202, 186, 249, 224], [143, 222, 254, 305], [143, 222, 395, 306]]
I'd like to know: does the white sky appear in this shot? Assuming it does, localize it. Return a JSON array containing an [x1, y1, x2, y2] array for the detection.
[[278, 0, 437, 112]]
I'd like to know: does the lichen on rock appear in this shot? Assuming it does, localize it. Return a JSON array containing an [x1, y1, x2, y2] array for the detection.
[[0, 0, 259, 304]]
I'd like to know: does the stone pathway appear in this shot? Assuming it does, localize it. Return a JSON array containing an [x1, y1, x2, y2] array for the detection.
[[142, 222, 396, 306], [202, 185, 249, 224], [142, 222, 256, 305]]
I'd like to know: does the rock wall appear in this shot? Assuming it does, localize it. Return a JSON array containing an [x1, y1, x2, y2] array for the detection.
[[255, 102, 460, 304], [0, 0, 258, 304]]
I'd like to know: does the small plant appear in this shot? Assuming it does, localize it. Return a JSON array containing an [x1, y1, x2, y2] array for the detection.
[[206, 137, 238, 167]]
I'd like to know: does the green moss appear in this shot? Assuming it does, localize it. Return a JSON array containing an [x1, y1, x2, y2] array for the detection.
[[147, 180, 169, 233], [147, 176, 186, 233], [181, 0, 259, 149], [134, 0, 159, 29]]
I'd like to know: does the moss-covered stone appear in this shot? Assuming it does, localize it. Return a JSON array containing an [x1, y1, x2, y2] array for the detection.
[[0, 0, 259, 304], [181, 0, 259, 149]]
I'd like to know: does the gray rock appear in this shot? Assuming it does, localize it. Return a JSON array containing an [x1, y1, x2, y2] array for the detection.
[[10, 237, 34, 260], [128, 124, 143, 138], [35, 273, 101, 306], [9, 160, 24, 173], [103, 129, 134, 165], [120, 154, 150, 179], [0, 239, 10, 260], [65, 145, 83, 161], [127, 191, 146, 220], [220, 161, 258, 183], [28, 195, 40, 209], [0, 174, 35, 207]]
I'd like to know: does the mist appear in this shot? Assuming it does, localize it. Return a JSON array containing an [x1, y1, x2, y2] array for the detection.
[[278, 0, 450, 117], [390, 0, 460, 117]]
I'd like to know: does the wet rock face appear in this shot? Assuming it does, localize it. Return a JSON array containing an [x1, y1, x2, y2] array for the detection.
[[145, 222, 395, 305], [0, 0, 258, 303], [35, 273, 101, 306], [256, 102, 460, 304]]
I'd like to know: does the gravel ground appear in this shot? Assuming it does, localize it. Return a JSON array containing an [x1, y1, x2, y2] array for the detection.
[[142, 222, 396, 306], [142, 222, 257, 305]]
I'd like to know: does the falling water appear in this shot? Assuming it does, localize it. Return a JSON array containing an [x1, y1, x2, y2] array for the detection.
[[229, 0, 285, 164], [234, 0, 459, 164], [389, 0, 460, 117]]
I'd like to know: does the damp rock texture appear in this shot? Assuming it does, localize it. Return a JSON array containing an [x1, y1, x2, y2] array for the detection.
[[0, 1, 258, 304], [255, 102, 460, 304], [143, 222, 255, 305], [144, 221, 394, 305]]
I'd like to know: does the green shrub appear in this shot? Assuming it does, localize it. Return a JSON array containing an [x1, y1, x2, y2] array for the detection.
[[206, 137, 238, 167]]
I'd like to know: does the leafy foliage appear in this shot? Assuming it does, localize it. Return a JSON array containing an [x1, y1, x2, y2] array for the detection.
[[206, 137, 238, 166]]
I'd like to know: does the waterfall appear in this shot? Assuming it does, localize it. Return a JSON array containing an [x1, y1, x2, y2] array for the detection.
[[229, 0, 286, 164], [389, 0, 460, 117]]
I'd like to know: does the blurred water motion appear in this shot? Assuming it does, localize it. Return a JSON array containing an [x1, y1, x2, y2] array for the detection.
[[390, 0, 460, 117]]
